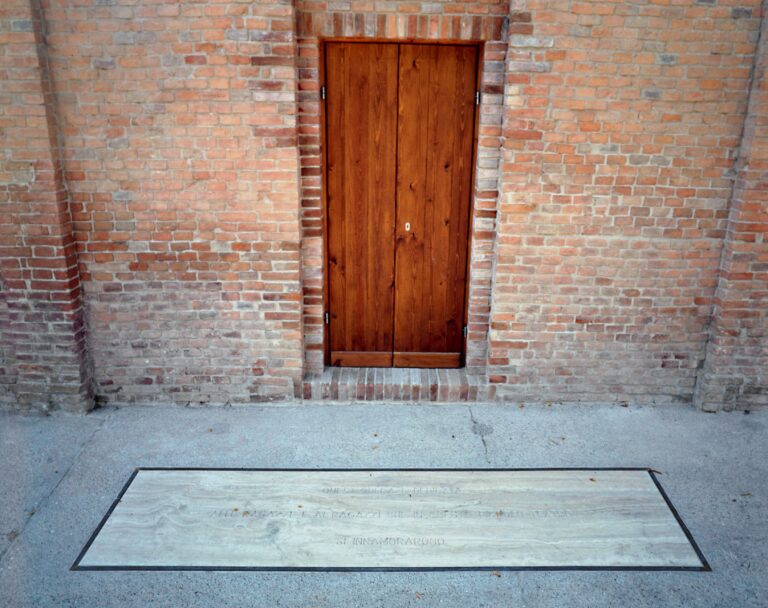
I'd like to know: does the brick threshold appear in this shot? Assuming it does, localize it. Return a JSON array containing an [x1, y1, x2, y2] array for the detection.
[[299, 367, 492, 402]]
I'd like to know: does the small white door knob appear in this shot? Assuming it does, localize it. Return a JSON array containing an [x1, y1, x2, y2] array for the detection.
[[405, 222, 411, 232]]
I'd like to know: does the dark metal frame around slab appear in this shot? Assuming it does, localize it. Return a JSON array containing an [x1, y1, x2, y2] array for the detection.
[[71, 467, 711, 573]]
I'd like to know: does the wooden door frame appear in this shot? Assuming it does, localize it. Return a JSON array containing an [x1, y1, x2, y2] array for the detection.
[[320, 38, 484, 368]]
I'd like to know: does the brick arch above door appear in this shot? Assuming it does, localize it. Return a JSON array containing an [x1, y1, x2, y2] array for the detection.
[[295, 1, 513, 378]]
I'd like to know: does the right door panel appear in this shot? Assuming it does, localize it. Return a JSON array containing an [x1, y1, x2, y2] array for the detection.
[[393, 44, 478, 368]]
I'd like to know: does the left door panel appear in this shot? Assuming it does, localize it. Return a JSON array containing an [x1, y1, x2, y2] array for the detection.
[[326, 43, 399, 367]]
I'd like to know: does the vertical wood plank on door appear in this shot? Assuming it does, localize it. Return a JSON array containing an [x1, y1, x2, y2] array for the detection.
[[394, 44, 478, 368], [326, 43, 399, 367]]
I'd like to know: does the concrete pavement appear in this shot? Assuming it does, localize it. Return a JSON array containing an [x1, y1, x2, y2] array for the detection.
[[0, 402, 765, 607]]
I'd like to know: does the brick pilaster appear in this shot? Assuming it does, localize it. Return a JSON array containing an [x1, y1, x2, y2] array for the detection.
[[0, 0, 92, 412], [695, 1, 768, 411]]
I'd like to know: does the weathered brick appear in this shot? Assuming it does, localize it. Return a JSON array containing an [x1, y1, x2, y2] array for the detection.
[[509, 35, 554, 48], [731, 7, 753, 19], [91, 58, 116, 70]]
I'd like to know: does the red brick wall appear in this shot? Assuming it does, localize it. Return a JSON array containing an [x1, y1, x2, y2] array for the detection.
[[695, 5, 768, 411], [2, 0, 766, 411], [488, 0, 764, 405], [41, 0, 303, 404], [0, 0, 91, 412]]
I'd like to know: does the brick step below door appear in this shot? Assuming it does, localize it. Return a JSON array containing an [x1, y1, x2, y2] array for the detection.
[[299, 368, 492, 402]]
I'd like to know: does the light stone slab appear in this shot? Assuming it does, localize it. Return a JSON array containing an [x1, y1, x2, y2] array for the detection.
[[74, 469, 707, 570]]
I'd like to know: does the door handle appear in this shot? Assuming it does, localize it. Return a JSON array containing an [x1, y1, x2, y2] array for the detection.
[[405, 222, 411, 232]]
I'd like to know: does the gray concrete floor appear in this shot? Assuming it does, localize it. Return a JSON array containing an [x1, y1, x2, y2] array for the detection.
[[0, 402, 766, 607]]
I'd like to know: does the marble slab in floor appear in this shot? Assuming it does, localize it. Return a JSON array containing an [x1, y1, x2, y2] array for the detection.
[[73, 469, 708, 571]]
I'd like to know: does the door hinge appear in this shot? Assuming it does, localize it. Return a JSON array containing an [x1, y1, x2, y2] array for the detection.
[[324, 312, 330, 325], [463, 325, 468, 337], [320, 85, 327, 101], [475, 91, 480, 105]]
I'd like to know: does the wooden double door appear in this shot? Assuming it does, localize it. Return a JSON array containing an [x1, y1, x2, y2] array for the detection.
[[325, 42, 479, 368]]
